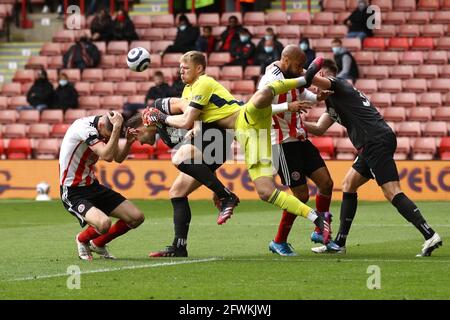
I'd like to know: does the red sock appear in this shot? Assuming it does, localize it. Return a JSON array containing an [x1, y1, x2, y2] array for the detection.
[[77, 226, 101, 243], [274, 210, 297, 243], [92, 220, 131, 247], [315, 192, 332, 232]]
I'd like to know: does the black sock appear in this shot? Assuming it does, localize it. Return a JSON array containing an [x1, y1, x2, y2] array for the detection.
[[335, 192, 358, 247], [391, 193, 435, 240], [171, 197, 191, 248], [177, 162, 230, 198]]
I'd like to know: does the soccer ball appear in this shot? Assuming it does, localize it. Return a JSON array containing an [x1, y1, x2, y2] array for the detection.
[[36, 182, 51, 201], [126, 47, 151, 72]]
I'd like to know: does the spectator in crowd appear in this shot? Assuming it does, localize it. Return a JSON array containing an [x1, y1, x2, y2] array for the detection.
[[343, 0, 373, 40], [219, 15, 242, 52], [228, 28, 255, 67], [63, 36, 101, 70], [90, 8, 113, 42], [165, 14, 199, 53], [196, 26, 217, 54], [331, 38, 359, 83], [299, 38, 316, 68], [22, 69, 54, 111], [255, 38, 282, 73], [52, 73, 79, 111], [112, 9, 138, 41], [123, 71, 173, 118], [171, 70, 185, 97]]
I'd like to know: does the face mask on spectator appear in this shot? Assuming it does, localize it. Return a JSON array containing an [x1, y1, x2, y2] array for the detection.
[[179, 24, 187, 31], [59, 79, 68, 86], [300, 43, 308, 51], [264, 46, 274, 53], [332, 46, 342, 54], [240, 35, 249, 42], [117, 14, 125, 22], [264, 35, 273, 41]]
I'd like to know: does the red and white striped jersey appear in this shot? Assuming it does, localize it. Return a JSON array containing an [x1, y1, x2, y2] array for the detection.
[[258, 64, 317, 145], [59, 116, 103, 187]]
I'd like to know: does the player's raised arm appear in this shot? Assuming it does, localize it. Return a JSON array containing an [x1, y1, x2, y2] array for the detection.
[[303, 112, 335, 136], [114, 127, 139, 163], [89, 112, 123, 162]]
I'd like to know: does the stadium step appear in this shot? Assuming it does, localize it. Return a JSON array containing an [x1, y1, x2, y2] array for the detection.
[[129, 0, 168, 16], [0, 42, 43, 84], [268, 0, 321, 13]]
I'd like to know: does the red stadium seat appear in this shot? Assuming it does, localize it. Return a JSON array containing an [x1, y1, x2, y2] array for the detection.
[[18, 110, 39, 124], [383, 107, 406, 122], [370, 93, 392, 108], [99, 55, 116, 69], [341, 38, 361, 51], [301, 25, 324, 38], [12, 69, 35, 83], [220, 66, 243, 81], [41, 109, 63, 124], [0, 110, 17, 123], [443, 0, 450, 9], [411, 37, 434, 50], [3, 124, 27, 138], [132, 15, 151, 28], [403, 78, 428, 93], [408, 107, 432, 121], [398, 25, 420, 37], [61, 68, 81, 82], [107, 41, 128, 55], [362, 65, 389, 79], [6, 138, 32, 159], [355, 79, 377, 94], [277, 25, 300, 39], [52, 29, 76, 42], [115, 81, 137, 96], [151, 14, 174, 28], [208, 52, 231, 66], [383, 12, 406, 25], [433, 107, 450, 121], [127, 68, 151, 82], [34, 138, 60, 159], [415, 64, 438, 78], [7, 96, 27, 109], [439, 137, 450, 159], [421, 24, 444, 37], [1, 82, 21, 96], [79, 96, 101, 109], [47, 55, 63, 69], [353, 51, 374, 65], [64, 109, 87, 124], [103, 69, 127, 82], [129, 41, 152, 53], [128, 140, 154, 159], [417, 0, 440, 10], [141, 28, 164, 41], [162, 28, 177, 41], [400, 51, 424, 65], [309, 137, 334, 159], [395, 0, 416, 11], [312, 38, 333, 52], [81, 68, 103, 82], [91, 82, 114, 96], [373, 24, 396, 38], [396, 121, 421, 137], [244, 65, 261, 80], [423, 121, 448, 137], [154, 138, 172, 159], [205, 66, 220, 79], [28, 123, 50, 138], [127, 95, 145, 104], [378, 79, 402, 93], [197, 13, 220, 27], [412, 137, 436, 160], [435, 37, 450, 50], [363, 37, 386, 51], [265, 11, 288, 25], [289, 12, 311, 25], [243, 12, 265, 26], [102, 96, 124, 110], [334, 11, 351, 24], [395, 137, 411, 160], [424, 51, 448, 64], [371, 0, 392, 10], [137, 82, 154, 95], [0, 97, 9, 110], [394, 93, 417, 108], [407, 11, 429, 24], [74, 82, 91, 96], [335, 137, 357, 160], [40, 42, 61, 56], [231, 80, 255, 95], [25, 55, 48, 69], [375, 51, 399, 65], [428, 79, 450, 92], [162, 53, 183, 67], [418, 92, 442, 107], [51, 123, 70, 138], [312, 12, 334, 25], [322, 0, 346, 12], [388, 38, 410, 51]]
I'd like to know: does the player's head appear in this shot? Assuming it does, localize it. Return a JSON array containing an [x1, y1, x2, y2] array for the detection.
[[179, 51, 206, 85], [97, 113, 115, 138], [320, 59, 338, 77], [124, 112, 157, 145], [280, 44, 306, 78]]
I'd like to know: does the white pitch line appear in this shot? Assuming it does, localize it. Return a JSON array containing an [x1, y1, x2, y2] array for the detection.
[[224, 257, 450, 263], [11, 257, 221, 282]]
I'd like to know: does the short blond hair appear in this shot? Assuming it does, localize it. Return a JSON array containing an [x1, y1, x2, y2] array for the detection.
[[180, 51, 207, 71]]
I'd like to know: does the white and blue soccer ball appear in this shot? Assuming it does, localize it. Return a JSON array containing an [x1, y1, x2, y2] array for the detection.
[[126, 47, 151, 72], [36, 182, 51, 201]]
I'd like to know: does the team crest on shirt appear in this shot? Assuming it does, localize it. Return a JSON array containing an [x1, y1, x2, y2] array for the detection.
[[291, 171, 301, 181], [78, 204, 85, 213], [192, 95, 203, 102]]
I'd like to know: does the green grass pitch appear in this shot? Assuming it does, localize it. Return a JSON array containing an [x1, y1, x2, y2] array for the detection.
[[0, 199, 449, 300]]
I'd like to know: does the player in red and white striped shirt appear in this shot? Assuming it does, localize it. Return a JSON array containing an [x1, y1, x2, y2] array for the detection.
[[258, 45, 335, 256], [59, 111, 146, 260]]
